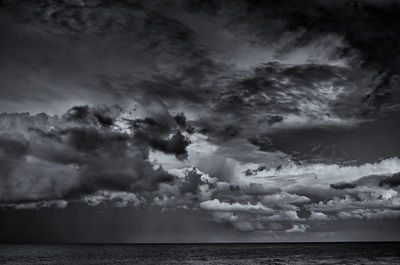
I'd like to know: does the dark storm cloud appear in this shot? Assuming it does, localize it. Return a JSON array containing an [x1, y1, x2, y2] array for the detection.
[[133, 60, 222, 105], [0, 105, 196, 206], [130, 112, 191, 160], [189, 0, 400, 67], [189, 61, 378, 165], [258, 110, 400, 164], [137, 130, 190, 160], [2, 0, 400, 119], [178, 169, 202, 195], [330, 182, 357, 190], [214, 63, 367, 118], [379, 172, 400, 187], [174, 113, 186, 128], [177, 0, 400, 113], [0, 135, 30, 159], [0, 0, 222, 114], [64, 105, 116, 127], [329, 172, 400, 190]]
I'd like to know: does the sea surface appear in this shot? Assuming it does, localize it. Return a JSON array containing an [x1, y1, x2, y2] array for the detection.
[[0, 243, 399, 265]]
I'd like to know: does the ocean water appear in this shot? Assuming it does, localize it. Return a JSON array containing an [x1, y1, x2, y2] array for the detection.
[[0, 243, 399, 265]]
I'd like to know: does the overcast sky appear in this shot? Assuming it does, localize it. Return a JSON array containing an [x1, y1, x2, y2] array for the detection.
[[1, 0, 400, 243]]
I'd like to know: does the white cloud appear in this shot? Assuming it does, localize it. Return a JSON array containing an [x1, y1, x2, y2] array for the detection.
[[286, 224, 309, 233], [309, 211, 335, 221], [83, 191, 145, 208], [260, 192, 310, 204], [308, 194, 400, 212], [262, 210, 304, 221], [200, 199, 274, 214]]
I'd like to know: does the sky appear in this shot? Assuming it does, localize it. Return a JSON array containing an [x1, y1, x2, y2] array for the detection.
[[1, 0, 400, 243]]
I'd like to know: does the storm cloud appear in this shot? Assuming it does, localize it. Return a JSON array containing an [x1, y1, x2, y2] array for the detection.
[[0, 105, 192, 207], [1, 0, 400, 242]]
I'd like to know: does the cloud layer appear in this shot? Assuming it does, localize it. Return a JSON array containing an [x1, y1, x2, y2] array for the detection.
[[1, 0, 400, 241]]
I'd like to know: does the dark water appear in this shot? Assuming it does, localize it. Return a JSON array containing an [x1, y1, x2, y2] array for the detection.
[[0, 243, 399, 265]]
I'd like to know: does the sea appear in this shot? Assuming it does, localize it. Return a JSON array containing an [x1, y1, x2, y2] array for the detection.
[[0, 243, 399, 264]]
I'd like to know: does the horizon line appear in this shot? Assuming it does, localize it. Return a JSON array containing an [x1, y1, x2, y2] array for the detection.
[[1, 241, 400, 245]]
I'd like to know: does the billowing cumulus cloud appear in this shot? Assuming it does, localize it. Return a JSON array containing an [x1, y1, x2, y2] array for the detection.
[[83, 191, 146, 208], [0, 105, 191, 207]]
